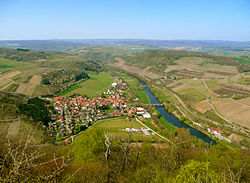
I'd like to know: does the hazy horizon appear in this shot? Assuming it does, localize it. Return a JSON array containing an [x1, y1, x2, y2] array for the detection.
[[0, 38, 250, 42]]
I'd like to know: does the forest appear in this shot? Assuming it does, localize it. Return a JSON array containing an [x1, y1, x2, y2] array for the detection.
[[0, 127, 249, 182]]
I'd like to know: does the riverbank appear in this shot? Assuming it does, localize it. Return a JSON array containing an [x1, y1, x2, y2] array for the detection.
[[140, 83, 216, 145]]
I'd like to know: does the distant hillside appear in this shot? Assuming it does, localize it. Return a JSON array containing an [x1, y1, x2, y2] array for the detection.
[[0, 39, 249, 52], [0, 47, 48, 62], [120, 50, 250, 73], [0, 40, 86, 51]]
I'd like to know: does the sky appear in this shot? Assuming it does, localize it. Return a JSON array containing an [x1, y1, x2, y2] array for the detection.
[[0, 0, 249, 41]]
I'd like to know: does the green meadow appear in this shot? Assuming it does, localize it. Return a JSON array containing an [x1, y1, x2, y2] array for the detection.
[[0, 57, 33, 70], [122, 76, 150, 104], [63, 72, 114, 98], [90, 118, 160, 142]]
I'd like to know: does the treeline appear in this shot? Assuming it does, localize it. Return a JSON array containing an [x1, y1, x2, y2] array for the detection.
[[0, 126, 249, 182], [75, 71, 90, 81], [0, 93, 51, 126], [65, 128, 250, 183], [18, 97, 51, 126]]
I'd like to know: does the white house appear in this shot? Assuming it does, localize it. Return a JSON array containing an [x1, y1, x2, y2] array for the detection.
[[143, 112, 151, 118]]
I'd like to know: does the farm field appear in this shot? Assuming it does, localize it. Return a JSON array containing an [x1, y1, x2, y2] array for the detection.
[[63, 72, 114, 98], [202, 51, 250, 57], [164, 56, 239, 78], [0, 71, 21, 89], [212, 99, 250, 129], [16, 75, 42, 96], [0, 57, 34, 71], [193, 99, 211, 114], [235, 56, 250, 64], [32, 85, 52, 96], [164, 57, 206, 73], [238, 97, 250, 106], [113, 57, 160, 79], [204, 79, 248, 97], [91, 118, 160, 142], [178, 88, 207, 106]]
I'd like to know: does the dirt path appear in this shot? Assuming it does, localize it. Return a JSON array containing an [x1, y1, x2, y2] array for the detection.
[[113, 58, 161, 79], [202, 79, 220, 97]]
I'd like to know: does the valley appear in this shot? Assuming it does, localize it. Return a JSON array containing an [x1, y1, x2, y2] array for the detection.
[[0, 44, 249, 182]]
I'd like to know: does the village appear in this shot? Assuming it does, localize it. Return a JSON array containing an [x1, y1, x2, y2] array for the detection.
[[47, 78, 151, 140]]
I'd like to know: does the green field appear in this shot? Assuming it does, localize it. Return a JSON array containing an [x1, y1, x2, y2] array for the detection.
[[235, 57, 250, 64], [63, 72, 114, 98], [91, 118, 160, 142], [122, 77, 150, 104], [0, 57, 33, 70], [59, 84, 81, 96], [179, 88, 207, 105], [159, 117, 175, 132], [32, 85, 52, 96]]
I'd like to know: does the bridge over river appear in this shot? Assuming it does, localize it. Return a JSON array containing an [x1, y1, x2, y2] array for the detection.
[[130, 103, 165, 107], [141, 103, 165, 107]]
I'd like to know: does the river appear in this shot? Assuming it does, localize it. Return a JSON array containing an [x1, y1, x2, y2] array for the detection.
[[140, 84, 216, 145]]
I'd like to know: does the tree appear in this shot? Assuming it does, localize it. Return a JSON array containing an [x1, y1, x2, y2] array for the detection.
[[72, 128, 106, 162], [175, 160, 223, 183]]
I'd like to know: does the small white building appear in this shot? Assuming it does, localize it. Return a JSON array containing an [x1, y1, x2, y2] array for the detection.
[[111, 82, 118, 87], [136, 107, 145, 115], [143, 112, 151, 119]]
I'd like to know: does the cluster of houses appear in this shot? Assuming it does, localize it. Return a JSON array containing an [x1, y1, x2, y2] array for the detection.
[[47, 78, 151, 139], [207, 127, 231, 142], [207, 127, 222, 135]]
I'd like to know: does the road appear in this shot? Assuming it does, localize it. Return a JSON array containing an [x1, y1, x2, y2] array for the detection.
[[135, 117, 171, 142], [202, 79, 220, 97], [155, 84, 249, 135]]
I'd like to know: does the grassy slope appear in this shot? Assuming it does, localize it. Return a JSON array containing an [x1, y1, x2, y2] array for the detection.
[[91, 118, 160, 142], [159, 117, 175, 133], [63, 72, 114, 98], [0, 57, 34, 70]]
